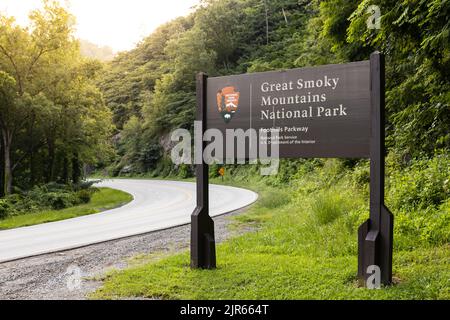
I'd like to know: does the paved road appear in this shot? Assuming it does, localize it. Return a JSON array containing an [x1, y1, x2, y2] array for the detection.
[[0, 179, 258, 263]]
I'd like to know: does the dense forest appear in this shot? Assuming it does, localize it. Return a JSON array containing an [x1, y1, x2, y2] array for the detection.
[[0, 0, 448, 217]]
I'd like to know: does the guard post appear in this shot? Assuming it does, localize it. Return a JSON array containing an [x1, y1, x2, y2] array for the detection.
[[190, 72, 216, 269]]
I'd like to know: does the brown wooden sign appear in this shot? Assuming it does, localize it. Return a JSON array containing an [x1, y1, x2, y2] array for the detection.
[[207, 61, 371, 158], [191, 52, 393, 287]]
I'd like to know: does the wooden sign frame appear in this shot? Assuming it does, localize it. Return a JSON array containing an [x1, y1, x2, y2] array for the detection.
[[191, 52, 393, 286]]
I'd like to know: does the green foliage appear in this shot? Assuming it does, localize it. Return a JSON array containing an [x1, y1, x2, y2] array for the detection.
[[387, 155, 450, 211], [76, 189, 93, 204], [98, 0, 448, 176], [351, 160, 370, 192], [0, 199, 12, 219], [395, 203, 449, 247], [43, 192, 76, 210], [177, 164, 192, 179], [0, 182, 98, 219], [344, 0, 450, 157], [221, 156, 448, 249], [279, 157, 449, 248], [151, 155, 176, 178], [208, 163, 222, 179], [382, 154, 450, 247], [0, 1, 114, 196]]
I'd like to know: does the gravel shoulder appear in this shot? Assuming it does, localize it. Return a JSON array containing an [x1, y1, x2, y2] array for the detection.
[[0, 207, 255, 300]]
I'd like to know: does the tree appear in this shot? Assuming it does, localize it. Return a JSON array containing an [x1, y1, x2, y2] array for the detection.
[[0, 71, 17, 194], [0, 1, 75, 194], [0, 1, 114, 193]]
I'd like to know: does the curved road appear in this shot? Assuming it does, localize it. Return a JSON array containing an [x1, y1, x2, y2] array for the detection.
[[0, 179, 258, 263]]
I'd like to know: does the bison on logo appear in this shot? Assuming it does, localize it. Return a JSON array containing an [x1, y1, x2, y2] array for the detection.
[[217, 86, 240, 123]]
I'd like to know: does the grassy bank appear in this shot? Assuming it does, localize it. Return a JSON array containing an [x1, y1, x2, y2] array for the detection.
[[0, 188, 133, 230], [92, 160, 449, 300]]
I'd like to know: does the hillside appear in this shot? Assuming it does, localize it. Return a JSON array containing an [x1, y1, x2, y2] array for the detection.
[[98, 0, 449, 177]]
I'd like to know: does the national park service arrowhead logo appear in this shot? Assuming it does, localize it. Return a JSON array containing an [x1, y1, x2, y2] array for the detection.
[[217, 86, 240, 123]]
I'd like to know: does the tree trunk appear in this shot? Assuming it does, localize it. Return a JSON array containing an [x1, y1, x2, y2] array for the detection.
[[62, 156, 69, 184], [0, 139, 4, 198], [2, 129, 13, 195], [46, 139, 56, 183], [72, 153, 81, 184], [28, 114, 36, 186], [29, 148, 35, 186]]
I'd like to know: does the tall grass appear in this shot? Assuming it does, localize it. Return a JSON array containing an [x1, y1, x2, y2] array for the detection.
[[311, 190, 352, 225]]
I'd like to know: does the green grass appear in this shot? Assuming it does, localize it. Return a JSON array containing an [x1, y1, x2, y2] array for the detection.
[[92, 179, 449, 300], [0, 188, 133, 230]]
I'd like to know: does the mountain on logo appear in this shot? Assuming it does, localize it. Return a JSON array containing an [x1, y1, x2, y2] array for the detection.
[[217, 86, 240, 123]]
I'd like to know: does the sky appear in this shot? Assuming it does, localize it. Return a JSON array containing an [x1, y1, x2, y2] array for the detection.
[[0, 0, 200, 53]]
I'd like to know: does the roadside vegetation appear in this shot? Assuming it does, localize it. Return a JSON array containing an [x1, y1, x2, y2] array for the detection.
[[93, 157, 449, 300], [0, 187, 132, 230], [0, 181, 98, 219]]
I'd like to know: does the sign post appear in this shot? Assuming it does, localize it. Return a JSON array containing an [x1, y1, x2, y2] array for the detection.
[[191, 52, 393, 285], [191, 72, 216, 269], [218, 167, 225, 181], [357, 52, 393, 285]]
